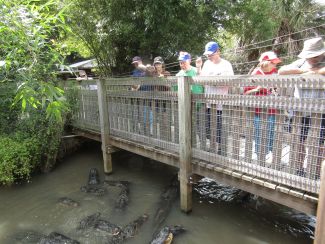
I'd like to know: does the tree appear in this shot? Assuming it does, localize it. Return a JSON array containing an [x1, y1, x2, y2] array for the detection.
[[68, 0, 221, 75], [0, 0, 69, 121]]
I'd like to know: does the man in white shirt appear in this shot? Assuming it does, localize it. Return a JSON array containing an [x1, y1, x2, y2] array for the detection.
[[279, 37, 325, 179], [196, 41, 234, 154]]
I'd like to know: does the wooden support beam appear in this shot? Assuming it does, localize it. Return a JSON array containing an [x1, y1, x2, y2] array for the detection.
[[178, 76, 192, 213], [314, 163, 325, 244], [97, 79, 112, 174]]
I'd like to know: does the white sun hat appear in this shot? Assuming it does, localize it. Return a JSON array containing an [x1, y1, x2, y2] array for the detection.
[[298, 37, 325, 59]]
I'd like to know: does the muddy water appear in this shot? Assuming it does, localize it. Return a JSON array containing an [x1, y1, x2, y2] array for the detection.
[[0, 142, 314, 244]]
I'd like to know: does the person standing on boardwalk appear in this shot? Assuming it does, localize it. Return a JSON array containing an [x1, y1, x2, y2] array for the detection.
[[132, 56, 147, 77], [196, 41, 234, 154], [152, 56, 171, 78], [175, 52, 204, 147], [278, 37, 325, 179], [244, 51, 281, 163]]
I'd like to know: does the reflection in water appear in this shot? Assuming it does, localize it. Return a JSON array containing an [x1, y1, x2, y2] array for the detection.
[[0, 142, 314, 244]]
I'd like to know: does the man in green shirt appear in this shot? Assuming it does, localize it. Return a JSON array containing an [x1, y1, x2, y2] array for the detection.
[[175, 51, 205, 149], [174, 51, 203, 94]]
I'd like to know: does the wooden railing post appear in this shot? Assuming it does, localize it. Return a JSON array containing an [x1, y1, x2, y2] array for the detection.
[[97, 79, 112, 174], [178, 76, 192, 212], [314, 161, 325, 244]]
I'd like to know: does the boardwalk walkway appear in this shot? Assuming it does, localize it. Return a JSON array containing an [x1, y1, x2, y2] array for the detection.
[[67, 75, 325, 216]]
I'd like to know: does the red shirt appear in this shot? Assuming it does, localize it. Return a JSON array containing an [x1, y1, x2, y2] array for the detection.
[[244, 68, 277, 115]]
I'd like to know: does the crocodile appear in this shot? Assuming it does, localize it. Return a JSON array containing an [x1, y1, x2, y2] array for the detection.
[[103, 180, 130, 210], [38, 232, 80, 244], [153, 175, 179, 229], [94, 219, 121, 236], [80, 168, 106, 196], [109, 214, 149, 244], [150, 225, 185, 244], [57, 197, 80, 207], [77, 212, 101, 230]]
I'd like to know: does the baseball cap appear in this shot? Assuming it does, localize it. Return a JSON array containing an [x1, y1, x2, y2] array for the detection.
[[203, 41, 219, 55], [132, 56, 142, 64], [153, 56, 164, 64], [178, 52, 191, 61], [259, 51, 281, 64]]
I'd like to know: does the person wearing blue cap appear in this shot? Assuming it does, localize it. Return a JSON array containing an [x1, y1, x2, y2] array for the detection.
[[176, 51, 197, 77], [196, 41, 234, 80], [196, 41, 234, 154], [175, 51, 205, 148], [173, 51, 203, 94]]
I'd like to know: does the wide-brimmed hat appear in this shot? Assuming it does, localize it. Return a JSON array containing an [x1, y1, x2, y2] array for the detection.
[[259, 51, 281, 64], [298, 37, 325, 59]]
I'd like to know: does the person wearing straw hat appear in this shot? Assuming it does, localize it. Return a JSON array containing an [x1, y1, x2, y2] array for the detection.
[[278, 37, 325, 75], [279, 37, 325, 179]]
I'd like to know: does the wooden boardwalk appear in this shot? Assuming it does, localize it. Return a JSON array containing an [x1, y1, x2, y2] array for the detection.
[[68, 75, 325, 216]]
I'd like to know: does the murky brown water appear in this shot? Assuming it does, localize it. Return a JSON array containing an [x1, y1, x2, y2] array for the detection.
[[0, 142, 314, 243]]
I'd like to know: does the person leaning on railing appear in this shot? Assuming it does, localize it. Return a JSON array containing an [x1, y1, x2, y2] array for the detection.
[[244, 51, 281, 163], [278, 37, 325, 179], [196, 41, 234, 154], [174, 51, 203, 93]]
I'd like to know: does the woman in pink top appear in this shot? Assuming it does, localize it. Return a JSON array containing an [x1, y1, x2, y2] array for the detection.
[[244, 51, 281, 162]]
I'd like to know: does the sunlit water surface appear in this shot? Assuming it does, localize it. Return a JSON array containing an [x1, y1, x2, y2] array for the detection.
[[0, 142, 314, 244]]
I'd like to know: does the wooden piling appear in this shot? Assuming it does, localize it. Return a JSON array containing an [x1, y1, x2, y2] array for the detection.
[[314, 161, 325, 244], [178, 76, 192, 213], [97, 79, 112, 174]]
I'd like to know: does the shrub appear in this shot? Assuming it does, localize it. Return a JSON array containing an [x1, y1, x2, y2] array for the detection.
[[0, 135, 40, 185]]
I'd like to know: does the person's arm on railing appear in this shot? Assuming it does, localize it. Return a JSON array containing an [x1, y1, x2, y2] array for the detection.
[[278, 59, 309, 75], [244, 86, 262, 95], [278, 66, 304, 75]]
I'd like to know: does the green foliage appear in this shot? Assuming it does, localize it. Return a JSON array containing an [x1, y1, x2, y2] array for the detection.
[[0, 0, 69, 121], [0, 83, 20, 133], [69, 0, 218, 74], [0, 1, 69, 184], [67, 0, 324, 75], [217, 0, 325, 61], [0, 106, 64, 185], [0, 135, 40, 185]]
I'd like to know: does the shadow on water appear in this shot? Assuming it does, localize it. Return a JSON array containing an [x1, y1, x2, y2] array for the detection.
[[193, 178, 315, 240], [0, 140, 315, 244]]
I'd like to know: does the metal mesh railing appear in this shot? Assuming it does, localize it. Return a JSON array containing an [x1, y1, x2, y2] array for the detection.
[[105, 77, 179, 153], [70, 75, 325, 194], [191, 75, 325, 193], [70, 80, 100, 132]]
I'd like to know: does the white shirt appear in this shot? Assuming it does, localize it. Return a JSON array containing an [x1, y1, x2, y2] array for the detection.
[[201, 59, 234, 109]]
